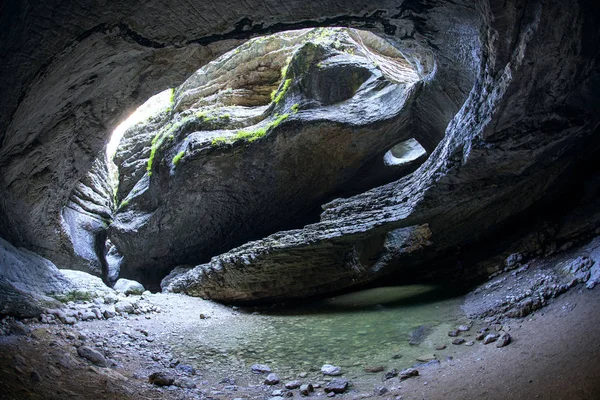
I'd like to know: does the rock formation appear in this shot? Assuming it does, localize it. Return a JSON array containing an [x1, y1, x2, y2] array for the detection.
[[0, 0, 598, 305], [109, 28, 426, 283]]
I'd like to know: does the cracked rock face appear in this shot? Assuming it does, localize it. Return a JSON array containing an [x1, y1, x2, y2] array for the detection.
[[0, 0, 599, 304]]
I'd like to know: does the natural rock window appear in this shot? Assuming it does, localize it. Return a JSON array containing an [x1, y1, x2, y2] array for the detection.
[[383, 138, 427, 167]]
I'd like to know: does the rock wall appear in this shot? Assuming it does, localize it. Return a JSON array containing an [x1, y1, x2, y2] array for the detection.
[[0, 0, 598, 302], [164, 0, 600, 301]]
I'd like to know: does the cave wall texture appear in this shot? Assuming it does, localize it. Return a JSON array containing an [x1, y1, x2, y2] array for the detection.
[[1, 0, 599, 302]]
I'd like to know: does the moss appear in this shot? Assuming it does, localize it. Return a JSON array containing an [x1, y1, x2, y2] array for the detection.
[[172, 150, 185, 166], [291, 103, 300, 113], [234, 113, 289, 143], [119, 199, 130, 208], [169, 88, 176, 105], [211, 137, 228, 146], [272, 78, 292, 104], [52, 290, 95, 303]]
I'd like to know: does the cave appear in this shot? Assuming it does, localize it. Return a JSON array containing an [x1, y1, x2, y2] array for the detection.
[[1, 1, 600, 399]]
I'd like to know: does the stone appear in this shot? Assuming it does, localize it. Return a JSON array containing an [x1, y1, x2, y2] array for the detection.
[[364, 365, 385, 373], [399, 368, 419, 381], [415, 354, 436, 362], [80, 311, 96, 321], [435, 345, 446, 350], [77, 346, 107, 367], [382, 369, 398, 381], [476, 333, 485, 341], [374, 386, 389, 396], [0, 238, 71, 317], [176, 364, 195, 375], [149, 372, 175, 386], [452, 338, 465, 345], [251, 364, 271, 374], [505, 253, 523, 269], [104, 293, 119, 304], [114, 301, 134, 314], [321, 364, 343, 376], [483, 334, 499, 345], [457, 325, 470, 332], [586, 262, 600, 289], [465, 341, 475, 346], [113, 279, 145, 295], [324, 379, 349, 394], [496, 332, 511, 348], [265, 373, 280, 385], [174, 378, 196, 389], [299, 383, 314, 396], [448, 330, 459, 337], [285, 380, 301, 389]]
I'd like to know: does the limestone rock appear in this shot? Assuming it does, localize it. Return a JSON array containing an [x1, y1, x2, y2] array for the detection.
[[149, 372, 175, 386], [285, 380, 301, 389], [321, 364, 343, 376], [399, 368, 419, 381], [113, 278, 145, 295], [496, 332, 511, 348], [251, 364, 271, 374], [299, 383, 314, 396], [77, 346, 107, 367], [324, 379, 349, 394], [264, 373, 280, 385]]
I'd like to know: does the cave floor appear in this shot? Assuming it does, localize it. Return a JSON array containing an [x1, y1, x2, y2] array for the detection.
[[0, 280, 599, 399]]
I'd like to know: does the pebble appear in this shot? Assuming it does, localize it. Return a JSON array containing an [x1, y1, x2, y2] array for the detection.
[[300, 383, 314, 395], [457, 325, 470, 332], [324, 379, 349, 394], [77, 346, 107, 367], [176, 364, 195, 375], [399, 368, 419, 381], [251, 364, 271, 374], [299, 372, 308, 378], [285, 380, 301, 389], [475, 333, 485, 341], [265, 373, 280, 385], [448, 330, 459, 337], [483, 334, 499, 344], [452, 338, 465, 345], [321, 364, 343, 376], [382, 369, 399, 381], [496, 332, 511, 348], [174, 378, 196, 389], [149, 372, 175, 386], [364, 365, 385, 373], [374, 386, 389, 395], [465, 341, 475, 346], [435, 345, 446, 350]]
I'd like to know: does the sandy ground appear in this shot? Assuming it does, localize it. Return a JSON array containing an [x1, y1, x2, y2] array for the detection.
[[0, 278, 599, 399], [398, 287, 600, 400]]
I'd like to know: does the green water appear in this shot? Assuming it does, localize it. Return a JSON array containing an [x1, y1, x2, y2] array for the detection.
[[171, 285, 468, 380]]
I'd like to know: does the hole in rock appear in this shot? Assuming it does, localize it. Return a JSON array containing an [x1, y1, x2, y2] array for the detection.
[[63, 27, 430, 289], [383, 138, 427, 167]]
